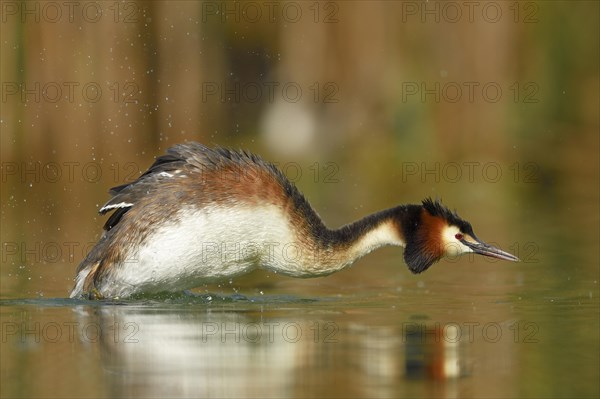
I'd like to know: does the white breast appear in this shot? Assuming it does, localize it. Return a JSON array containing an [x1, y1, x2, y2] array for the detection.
[[98, 205, 301, 297]]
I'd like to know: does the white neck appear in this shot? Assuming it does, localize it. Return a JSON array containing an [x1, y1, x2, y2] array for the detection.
[[287, 220, 405, 277]]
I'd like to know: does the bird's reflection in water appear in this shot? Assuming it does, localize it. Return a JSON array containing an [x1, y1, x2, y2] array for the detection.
[[83, 305, 472, 397], [403, 322, 470, 380], [349, 321, 470, 398]]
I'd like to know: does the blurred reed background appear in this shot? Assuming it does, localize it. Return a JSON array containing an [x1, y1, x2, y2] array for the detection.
[[1, 1, 598, 298]]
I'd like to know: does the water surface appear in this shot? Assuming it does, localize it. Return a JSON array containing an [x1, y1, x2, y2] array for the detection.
[[2, 261, 598, 398]]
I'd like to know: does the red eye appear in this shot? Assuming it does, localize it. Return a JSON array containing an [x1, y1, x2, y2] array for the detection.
[[455, 233, 464, 240]]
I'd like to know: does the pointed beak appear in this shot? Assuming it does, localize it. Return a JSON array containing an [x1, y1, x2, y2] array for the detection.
[[461, 238, 520, 262]]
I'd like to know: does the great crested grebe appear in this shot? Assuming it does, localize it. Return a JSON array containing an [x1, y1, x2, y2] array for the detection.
[[70, 142, 518, 299]]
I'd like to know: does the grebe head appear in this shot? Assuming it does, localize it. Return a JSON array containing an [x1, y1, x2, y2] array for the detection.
[[402, 198, 519, 273]]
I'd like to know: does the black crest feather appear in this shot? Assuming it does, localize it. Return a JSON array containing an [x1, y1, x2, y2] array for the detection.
[[421, 197, 474, 236]]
